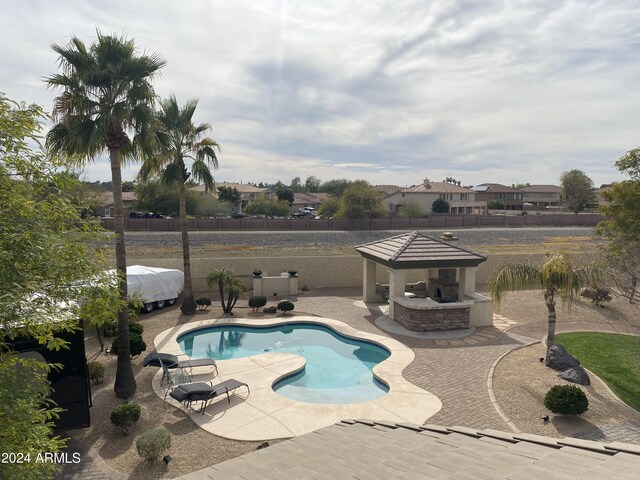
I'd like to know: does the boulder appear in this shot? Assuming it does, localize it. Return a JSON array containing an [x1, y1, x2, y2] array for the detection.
[[263, 306, 277, 314], [558, 366, 591, 385], [545, 344, 580, 371]]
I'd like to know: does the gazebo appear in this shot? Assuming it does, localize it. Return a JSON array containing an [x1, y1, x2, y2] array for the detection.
[[356, 231, 493, 332]]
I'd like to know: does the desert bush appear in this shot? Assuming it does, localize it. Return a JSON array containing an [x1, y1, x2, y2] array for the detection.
[[136, 427, 171, 461], [111, 333, 147, 358], [88, 361, 105, 384], [195, 296, 212, 310], [580, 286, 612, 307], [110, 403, 141, 435], [277, 300, 295, 314], [248, 296, 267, 311], [544, 385, 589, 415], [128, 321, 144, 335]]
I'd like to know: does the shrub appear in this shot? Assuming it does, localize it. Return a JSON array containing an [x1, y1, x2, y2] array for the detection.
[[103, 320, 118, 338], [195, 296, 212, 310], [544, 385, 589, 415], [248, 296, 267, 311], [136, 427, 171, 461], [129, 321, 144, 335], [110, 402, 141, 435], [88, 361, 105, 384], [580, 286, 612, 307], [111, 333, 147, 358], [277, 300, 295, 314]]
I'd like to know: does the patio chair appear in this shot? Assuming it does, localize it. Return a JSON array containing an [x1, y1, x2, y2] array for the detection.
[[158, 358, 214, 401], [143, 352, 218, 384], [169, 379, 250, 414]]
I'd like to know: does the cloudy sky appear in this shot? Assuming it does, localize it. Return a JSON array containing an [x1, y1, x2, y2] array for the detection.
[[2, 0, 639, 187]]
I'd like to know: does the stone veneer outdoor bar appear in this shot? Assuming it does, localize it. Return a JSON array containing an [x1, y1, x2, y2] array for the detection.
[[394, 297, 471, 331]]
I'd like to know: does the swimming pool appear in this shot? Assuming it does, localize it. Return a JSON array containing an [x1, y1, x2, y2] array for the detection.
[[177, 323, 391, 404]]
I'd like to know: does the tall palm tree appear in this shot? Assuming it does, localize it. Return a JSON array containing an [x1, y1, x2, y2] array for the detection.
[[489, 252, 598, 358], [140, 95, 219, 315], [45, 32, 166, 398]]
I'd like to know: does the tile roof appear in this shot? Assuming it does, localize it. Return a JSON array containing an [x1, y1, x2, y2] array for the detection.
[[190, 420, 640, 480], [100, 191, 137, 205], [293, 192, 332, 204], [472, 183, 521, 193], [402, 182, 473, 194], [355, 231, 486, 268], [519, 185, 562, 193], [190, 182, 268, 194], [374, 184, 403, 196]]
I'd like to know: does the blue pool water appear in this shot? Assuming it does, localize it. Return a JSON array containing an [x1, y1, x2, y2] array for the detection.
[[177, 323, 390, 404]]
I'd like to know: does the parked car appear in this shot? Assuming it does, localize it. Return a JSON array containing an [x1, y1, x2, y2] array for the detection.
[[230, 212, 245, 218], [293, 207, 316, 218]]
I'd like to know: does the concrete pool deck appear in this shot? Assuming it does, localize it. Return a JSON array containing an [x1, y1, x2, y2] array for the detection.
[[152, 315, 442, 441]]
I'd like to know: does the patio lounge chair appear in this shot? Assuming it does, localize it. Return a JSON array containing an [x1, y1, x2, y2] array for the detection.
[[169, 379, 250, 414], [143, 352, 218, 383]]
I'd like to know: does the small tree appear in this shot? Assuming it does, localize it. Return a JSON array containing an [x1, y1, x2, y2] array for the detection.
[[487, 199, 505, 210], [317, 197, 340, 218], [217, 186, 241, 212], [431, 198, 450, 213], [136, 427, 171, 461], [206, 268, 244, 315], [398, 201, 426, 218], [336, 181, 387, 219], [560, 169, 595, 214]]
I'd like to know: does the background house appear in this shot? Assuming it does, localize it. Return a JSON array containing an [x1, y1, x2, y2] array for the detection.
[[519, 184, 562, 210], [292, 192, 332, 211], [471, 183, 524, 210], [99, 191, 137, 217], [385, 178, 486, 214], [190, 182, 270, 201]]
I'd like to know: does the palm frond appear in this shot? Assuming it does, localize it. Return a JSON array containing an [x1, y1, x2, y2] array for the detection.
[[489, 263, 542, 304]]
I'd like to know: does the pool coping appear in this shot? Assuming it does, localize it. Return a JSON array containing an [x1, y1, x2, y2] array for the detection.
[[152, 315, 442, 441]]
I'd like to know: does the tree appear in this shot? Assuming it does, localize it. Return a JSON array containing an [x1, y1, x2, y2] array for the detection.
[[217, 186, 241, 211], [489, 253, 598, 358], [336, 180, 387, 219], [398, 201, 426, 218], [305, 175, 321, 193], [135, 178, 202, 216], [319, 178, 351, 197], [317, 197, 340, 218], [596, 148, 640, 303], [46, 32, 166, 398], [206, 268, 243, 315], [560, 169, 595, 214], [431, 198, 450, 213], [1, 93, 121, 478], [244, 195, 291, 217], [290, 176, 304, 193], [487, 199, 505, 210], [275, 182, 294, 204], [139, 95, 219, 315]]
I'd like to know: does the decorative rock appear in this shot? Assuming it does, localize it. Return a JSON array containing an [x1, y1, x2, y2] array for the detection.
[[545, 344, 580, 371], [263, 306, 277, 314], [558, 367, 591, 385]]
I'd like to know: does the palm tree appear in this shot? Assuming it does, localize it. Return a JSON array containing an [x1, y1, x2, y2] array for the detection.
[[489, 252, 598, 358], [46, 32, 166, 398], [139, 95, 219, 315], [206, 268, 243, 315]]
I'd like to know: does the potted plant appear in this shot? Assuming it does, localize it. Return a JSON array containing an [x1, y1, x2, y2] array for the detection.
[[252, 269, 262, 278]]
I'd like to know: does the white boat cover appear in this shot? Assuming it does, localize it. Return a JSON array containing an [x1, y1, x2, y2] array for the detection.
[[126, 265, 184, 303]]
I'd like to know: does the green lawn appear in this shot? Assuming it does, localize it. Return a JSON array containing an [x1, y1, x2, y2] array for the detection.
[[556, 332, 640, 412]]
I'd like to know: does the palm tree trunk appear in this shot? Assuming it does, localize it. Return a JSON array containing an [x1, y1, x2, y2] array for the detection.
[[111, 148, 136, 399], [544, 288, 557, 349], [218, 282, 227, 313], [179, 181, 196, 315]]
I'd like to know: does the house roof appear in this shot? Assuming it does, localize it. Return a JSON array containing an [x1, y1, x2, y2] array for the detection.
[[100, 191, 137, 206], [194, 419, 640, 479], [402, 182, 473, 194], [519, 185, 562, 193], [374, 184, 403, 196], [355, 231, 486, 269], [293, 192, 332, 204], [472, 183, 520, 193]]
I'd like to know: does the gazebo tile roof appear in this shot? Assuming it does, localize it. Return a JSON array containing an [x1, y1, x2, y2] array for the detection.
[[355, 231, 486, 269]]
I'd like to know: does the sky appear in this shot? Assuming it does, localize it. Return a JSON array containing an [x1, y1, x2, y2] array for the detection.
[[2, 0, 639, 188]]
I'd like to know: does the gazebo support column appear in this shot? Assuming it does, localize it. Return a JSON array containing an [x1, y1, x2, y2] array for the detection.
[[458, 267, 477, 298], [388, 268, 406, 319], [363, 259, 378, 302]]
